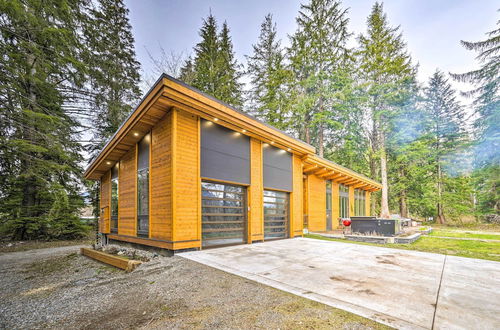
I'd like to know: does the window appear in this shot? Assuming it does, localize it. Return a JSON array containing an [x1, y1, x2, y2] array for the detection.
[[110, 164, 119, 233], [326, 181, 332, 230], [137, 134, 150, 237], [354, 189, 366, 216], [339, 184, 349, 218]]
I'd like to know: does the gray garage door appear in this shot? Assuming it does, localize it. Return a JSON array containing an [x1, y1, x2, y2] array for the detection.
[[264, 190, 289, 240], [202, 181, 247, 248]]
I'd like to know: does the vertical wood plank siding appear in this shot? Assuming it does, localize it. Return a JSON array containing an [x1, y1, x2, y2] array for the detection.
[[306, 175, 326, 231], [291, 154, 303, 237], [150, 111, 172, 240], [249, 138, 263, 241], [365, 191, 372, 217], [99, 170, 111, 233], [331, 182, 340, 228], [172, 109, 200, 248], [118, 146, 137, 236]]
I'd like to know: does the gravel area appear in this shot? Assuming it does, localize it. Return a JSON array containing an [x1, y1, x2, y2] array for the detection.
[[0, 245, 388, 329]]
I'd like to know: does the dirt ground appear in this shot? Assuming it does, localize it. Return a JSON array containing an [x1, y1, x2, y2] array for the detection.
[[0, 245, 388, 330]]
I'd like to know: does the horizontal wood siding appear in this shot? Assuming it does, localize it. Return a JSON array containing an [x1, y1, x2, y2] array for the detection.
[[291, 155, 303, 237], [307, 174, 326, 232], [173, 109, 200, 247], [99, 170, 111, 233], [249, 138, 263, 241], [118, 146, 136, 236], [150, 111, 173, 240]]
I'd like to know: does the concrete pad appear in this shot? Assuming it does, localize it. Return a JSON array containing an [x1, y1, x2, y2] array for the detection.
[[180, 237, 500, 329]]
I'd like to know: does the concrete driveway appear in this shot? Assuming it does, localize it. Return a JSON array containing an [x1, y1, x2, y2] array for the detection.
[[180, 237, 500, 329]]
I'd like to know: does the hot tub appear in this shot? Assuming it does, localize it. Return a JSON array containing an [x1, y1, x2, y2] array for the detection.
[[350, 216, 403, 236]]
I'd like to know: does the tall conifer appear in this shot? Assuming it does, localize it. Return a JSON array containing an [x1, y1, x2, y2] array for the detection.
[[246, 14, 290, 129], [357, 2, 417, 218], [83, 0, 142, 156], [0, 0, 88, 239], [423, 70, 466, 223], [452, 17, 499, 216], [187, 14, 242, 106], [288, 0, 354, 157]]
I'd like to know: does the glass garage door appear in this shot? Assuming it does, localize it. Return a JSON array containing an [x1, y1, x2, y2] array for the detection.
[[201, 181, 247, 248], [264, 190, 289, 240]]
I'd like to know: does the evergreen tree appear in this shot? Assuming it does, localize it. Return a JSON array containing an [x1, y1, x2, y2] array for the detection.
[[82, 0, 141, 221], [423, 70, 467, 223], [288, 0, 354, 157], [451, 17, 499, 217], [83, 0, 142, 156], [246, 14, 291, 129], [217, 22, 243, 106], [179, 56, 196, 84], [0, 0, 88, 239], [186, 14, 242, 106], [357, 2, 417, 217]]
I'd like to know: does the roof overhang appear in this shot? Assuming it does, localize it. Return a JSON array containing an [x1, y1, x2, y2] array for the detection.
[[302, 155, 382, 191], [84, 74, 315, 180]]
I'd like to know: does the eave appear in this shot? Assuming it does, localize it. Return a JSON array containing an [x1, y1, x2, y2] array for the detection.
[[302, 155, 382, 191]]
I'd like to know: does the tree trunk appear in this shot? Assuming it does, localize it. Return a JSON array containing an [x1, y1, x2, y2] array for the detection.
[[400, 189, 408, 218], [436, 161, 446, 224], [379, 133, 390, 219], [318, 123, 324, 157]]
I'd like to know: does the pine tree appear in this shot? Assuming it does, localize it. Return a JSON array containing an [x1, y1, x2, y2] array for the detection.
[[451, 17, 499, 217], [246, 14, 291, 129], [0, 0, 88, 239], [288, 0, 354, 157], [186, 14, 242, 106], [179, 56, 196, 84], [357, 2, 417, 218], [217, 22, 243, 106], [83, 0, 142, 156], [82, 0, 142, 221], [423, 70, 467, 223]]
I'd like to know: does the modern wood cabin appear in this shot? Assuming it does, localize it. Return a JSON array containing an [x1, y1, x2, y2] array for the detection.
[[84, 74, 382, 251]]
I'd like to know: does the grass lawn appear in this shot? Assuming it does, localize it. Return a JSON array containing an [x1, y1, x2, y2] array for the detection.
[[429, 229, 500, 240], [305, 234, 500, 262]]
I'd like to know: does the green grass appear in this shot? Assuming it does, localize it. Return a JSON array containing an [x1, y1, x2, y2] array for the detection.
[[305, 234, 500, 262], [429, 230, 500, 240]]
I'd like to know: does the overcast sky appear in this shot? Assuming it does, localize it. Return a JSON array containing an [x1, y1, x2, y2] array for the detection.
[[124, 0, 498, 105]]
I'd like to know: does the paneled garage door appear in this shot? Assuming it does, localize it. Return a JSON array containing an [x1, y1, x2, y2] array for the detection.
[[201, 181, 247, 248], [264, 190, 289, 240]]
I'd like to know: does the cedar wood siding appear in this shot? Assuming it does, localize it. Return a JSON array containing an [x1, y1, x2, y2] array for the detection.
[[249, 138, 264, 242], [172, 109, 201, 250], [291, 154, 303, 237], [118, 145, 137, 236], [150, 110, 173, 241], [306, 174, 326, 232]]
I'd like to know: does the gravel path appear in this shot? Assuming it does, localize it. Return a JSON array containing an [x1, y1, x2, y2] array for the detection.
[[0, 245, 387, 329]]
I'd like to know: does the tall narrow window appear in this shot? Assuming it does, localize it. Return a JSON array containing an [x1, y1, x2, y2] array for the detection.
[[354, 189, 366, 216], [137, 133, 150, 237], [110, 164, 119, 233], [326, 181, 332, 230], [339, 184, 349, 218]]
